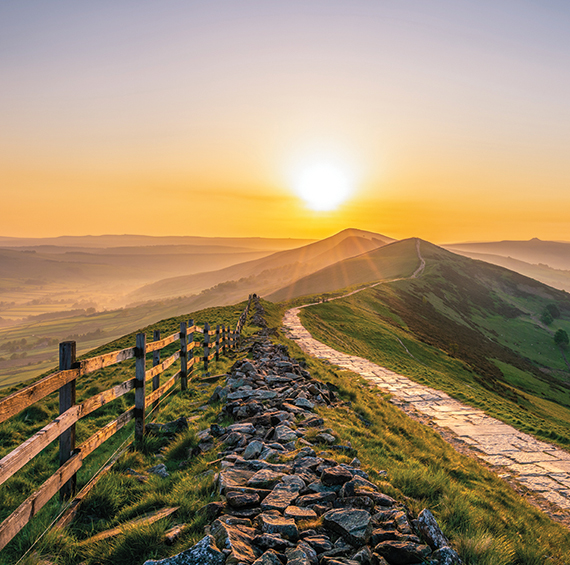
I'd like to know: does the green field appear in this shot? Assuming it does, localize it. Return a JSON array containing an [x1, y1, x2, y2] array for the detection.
[[0, 291, 244, 389]]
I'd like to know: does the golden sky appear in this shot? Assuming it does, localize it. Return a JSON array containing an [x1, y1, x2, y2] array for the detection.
[[2, 1, 570, 243]]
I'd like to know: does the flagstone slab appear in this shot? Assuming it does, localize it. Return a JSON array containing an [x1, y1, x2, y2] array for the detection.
[[283, 304, 570, 516]]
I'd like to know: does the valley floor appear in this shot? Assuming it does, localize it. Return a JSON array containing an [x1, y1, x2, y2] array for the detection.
[[283, 306, 570, 521]]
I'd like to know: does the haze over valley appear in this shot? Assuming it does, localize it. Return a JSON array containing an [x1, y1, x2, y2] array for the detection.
[[2, 229, 570, 391]]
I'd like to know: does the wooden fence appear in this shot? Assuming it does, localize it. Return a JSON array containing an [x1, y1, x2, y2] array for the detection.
[[0, 297, 252, 551]]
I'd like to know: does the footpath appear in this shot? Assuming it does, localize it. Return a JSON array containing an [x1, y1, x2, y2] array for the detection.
[[283, 307, 570, 518], [145, 301, 462, 565]]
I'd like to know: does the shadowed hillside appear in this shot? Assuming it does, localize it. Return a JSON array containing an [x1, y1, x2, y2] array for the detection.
[[129, 229, 394, 303], [267, 238, 419, 302]]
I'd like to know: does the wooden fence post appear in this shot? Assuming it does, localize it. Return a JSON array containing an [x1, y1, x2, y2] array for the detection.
[[203, 322, 210, 375], [215, 324, 220, 362], [188, 319, 194, 384], [180, 322, 187, 391], [221, 324, 226, 355], [134, 333, 147, 443], [59, 341, 77, 500], [152, 330, 160, 414]]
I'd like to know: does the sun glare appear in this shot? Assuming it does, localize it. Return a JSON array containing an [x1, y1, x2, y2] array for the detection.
[[294, 162, 354, 211]]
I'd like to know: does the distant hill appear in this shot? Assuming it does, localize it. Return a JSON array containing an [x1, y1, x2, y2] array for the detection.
[[128, 229, 395, 303], [267, 238, 418, 302], [448, 249, 570, 293], [0, 236, 313, 319], [0, 228, 394, 385], [0, 234, 314, 250], [446, 238, 570, 271]]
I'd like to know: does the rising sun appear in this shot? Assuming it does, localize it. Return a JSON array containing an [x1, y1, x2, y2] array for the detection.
[[293, 161, 354, 211]]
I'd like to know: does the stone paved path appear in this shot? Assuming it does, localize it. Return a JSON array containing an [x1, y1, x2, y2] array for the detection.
[[282, 242, 570, 513]]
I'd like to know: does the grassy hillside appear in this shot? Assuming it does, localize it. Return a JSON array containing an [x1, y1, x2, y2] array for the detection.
[[275, 314, 570, 565], [267, 238, 419, 302], [0, 300, 253, 564], [299, 241, 570, 449], [4, 299, 570, 565]]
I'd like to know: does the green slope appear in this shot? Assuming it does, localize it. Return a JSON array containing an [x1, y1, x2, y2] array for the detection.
[[298, 240, 570, 448]]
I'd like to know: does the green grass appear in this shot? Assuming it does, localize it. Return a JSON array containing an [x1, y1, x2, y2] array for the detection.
[[300, 287, 570, 449], [268, 315, 570, 564], [294, 240, 570, 448], [0, 300, 253, 564], [3, 296, 570, 564]]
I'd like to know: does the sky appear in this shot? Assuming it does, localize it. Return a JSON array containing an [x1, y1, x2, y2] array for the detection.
[[1, 0, 570, 243]]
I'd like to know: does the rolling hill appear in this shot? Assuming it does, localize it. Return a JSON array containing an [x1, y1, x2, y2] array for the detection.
[[299, 239, 570, 448], [444, 249, 570, 293], [267, 237, 420, 302], [128, 228, 394, 303], [446, 238, 570, 271], [0, 229, 393, 387]]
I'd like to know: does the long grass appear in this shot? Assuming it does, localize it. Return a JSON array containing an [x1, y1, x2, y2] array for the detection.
[[0, 301, 251, 564]]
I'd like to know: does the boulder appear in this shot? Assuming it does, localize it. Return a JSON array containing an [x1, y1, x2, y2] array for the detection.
[[261, 483, 301, 512], [147, 463, 169, 479], [253, 533, 295, 552], [247, 469, 285, 489], [143, 535, 224, 565], [286, 545, 312, 565], [226, 491, 260, 508], [374, 541, 431, 564], [430, 546, 463, 565], [416, 509, 449, 549], [258, 512, 299, 540], [302, 535, 333, 553], [284, 506, 318, 520], [274, 424, 298, 443], [340, 476, 378, 498], [322, 508, 372, 546], [295, 397, 315, 410], [352, 545, 373, 564], [243, 440, 264, 460], [228, 422, 256, 435], [252, 549, 283, 565], [219, 467, 256, 493], [316, 432, 337, 444], [322, 466, 353, 486], [210, 519, 258, 564]]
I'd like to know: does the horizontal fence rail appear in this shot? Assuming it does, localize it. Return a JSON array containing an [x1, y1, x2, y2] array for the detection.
[[0, 295, 253, 551]]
